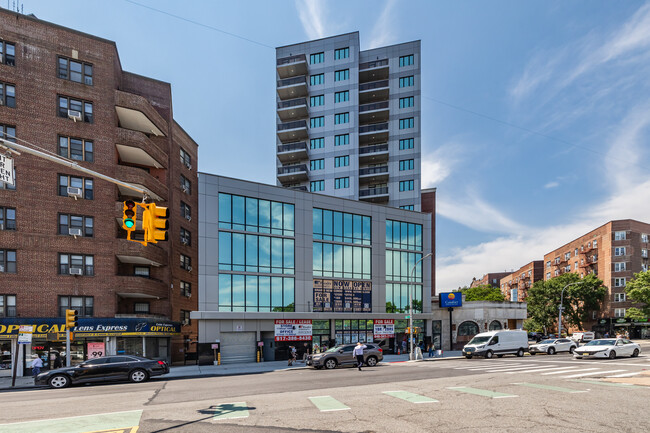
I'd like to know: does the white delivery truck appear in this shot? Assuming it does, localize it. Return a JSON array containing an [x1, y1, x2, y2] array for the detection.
[[462, 330, 529, 359]]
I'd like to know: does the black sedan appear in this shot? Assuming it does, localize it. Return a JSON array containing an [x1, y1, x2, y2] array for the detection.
[[35, 355, 169, 388]]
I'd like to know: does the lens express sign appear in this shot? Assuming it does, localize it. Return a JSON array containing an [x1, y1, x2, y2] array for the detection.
[[274, 319, 312, 342], [0, 318, 181, 338]]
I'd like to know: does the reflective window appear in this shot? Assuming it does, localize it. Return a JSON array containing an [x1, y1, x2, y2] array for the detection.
[[399, 54, 414, 67], [399, 96, 414, 108], [219, 274, 294, 312], [0, 207, 16, 230], [385, 283, 422, 313], [399, 76, 414, 88], [334, 69, 349, 81], [0, 82, 15, 108], [334, 91, 349, 103], [57, 56, 93, 85], [313, 242, 371, 280], [386, 220, 422, 250], [399, 138, 414, 149], [219, 232, 294, 274], [334, 134, 349, 146], [310, 137, 324, 149], [334, 47, 349, 60], [309, 52, 324, 64], [218, 193, 294, 236], [385, 251, 423, 282], [0, 41, 16, 66], [313, 209, 371, 245], [0, 250, 16, 273], [58, 136, 93, 162]]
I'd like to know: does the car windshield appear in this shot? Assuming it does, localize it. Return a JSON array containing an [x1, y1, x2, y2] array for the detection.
[[584, 339, 616, 346], [325, 346, 344, 353], [538, 340, 555, 345], [467, 336, 491, 345]]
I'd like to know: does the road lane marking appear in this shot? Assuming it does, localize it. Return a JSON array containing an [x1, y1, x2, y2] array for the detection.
[[309, 396, 351, 412], [0, 410, 142, 433], [447, 386, 517, 399], [210, 402, 250, 420], [383, 390, 438, 404], [562, 370, 626, 378], [512, 382, 587, 393], [541, 367, 593, 375], [461, 364, 526, 371], [571, 379, 643, 388], [605, 372, 642, 378], [484, 365, 558, 373], [506, 366, 570, 374]]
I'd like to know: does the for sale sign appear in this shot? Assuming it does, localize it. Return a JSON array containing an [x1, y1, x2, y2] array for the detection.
[[0, 154, 14, 186], [17, 325, 34, 344], [274, 319, 312, 341], [373, 319, 395, 339]]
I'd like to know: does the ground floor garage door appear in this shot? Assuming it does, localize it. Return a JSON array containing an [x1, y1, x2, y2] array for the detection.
[[220, 332, 256, 364]]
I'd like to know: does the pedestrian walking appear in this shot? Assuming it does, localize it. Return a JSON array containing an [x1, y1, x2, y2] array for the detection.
[[428, 343, 434, 358], [401, 339, 407, 354], [31, 356, 43, 378], [302, 342, 311, 363], [53, 352, 63, 369], [353, 341, 367, 371]]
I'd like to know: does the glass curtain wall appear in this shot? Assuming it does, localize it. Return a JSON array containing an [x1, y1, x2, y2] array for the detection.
[[385, 220, 423, 313]]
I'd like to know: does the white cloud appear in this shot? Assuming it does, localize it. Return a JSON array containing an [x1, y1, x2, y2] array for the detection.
[[368, 0, 398, 49], [421, 141, 465, 188], [295, 0, 326, 40], [544, 181, 560, 189]]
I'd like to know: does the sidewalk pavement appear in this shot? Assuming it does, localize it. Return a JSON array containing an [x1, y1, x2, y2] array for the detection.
[[0, 350, 463, 391]]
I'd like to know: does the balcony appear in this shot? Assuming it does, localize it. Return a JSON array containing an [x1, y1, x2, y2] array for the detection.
[[359, 101, 389, 124], [277, 141, 308, 163], [116, 238, 168, 267], [277, 164, 309, 183], [359, 187, 389, 203], [277, 54, 308, 79], [358, 143, 389, 164], [116, 274, 168, 300], [289, 185, 308, 191], [359, 122, 389, 145], [115, 164, 168, 201], [277, 120, 308, 143], [115, 128, 166, 169], [359, 58, 389, 82], [277, 75, 308, 100], [359, 165, 389, 183], [359, 79, 389, 104], [115, 90, 167, 137], [277, 98, 308, 121]]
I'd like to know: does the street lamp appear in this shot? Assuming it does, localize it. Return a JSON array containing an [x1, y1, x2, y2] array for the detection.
[[409, 252, 433, 360], [558, 281, 582, 337]]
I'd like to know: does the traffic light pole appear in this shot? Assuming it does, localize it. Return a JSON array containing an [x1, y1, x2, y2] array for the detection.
[[66, 329, 71, 367]]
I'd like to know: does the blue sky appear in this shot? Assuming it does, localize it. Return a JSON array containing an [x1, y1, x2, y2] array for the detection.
[[18, 0, 650, 291]]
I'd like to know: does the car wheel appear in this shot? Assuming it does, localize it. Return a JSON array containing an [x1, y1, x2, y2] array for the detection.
[[465, 355, 473, 359], [365, 356, 378, 367], [516, 348, 525, 357], [608, 350, 616, 359], [48, 374, 70, 389], [547, 347, 556, 355], [485, 350, 493, 359], [569, 346, 576, 354], [129, 369, 148, 383], [324, 358, 337, 369], [632, 349, 639, 357]]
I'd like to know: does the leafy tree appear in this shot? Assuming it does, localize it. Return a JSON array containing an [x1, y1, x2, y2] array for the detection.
[[625, 307, 648, 322], [625, 270, 650, 318], [385, 302, 398, 313], [461, 284, 505, 302]]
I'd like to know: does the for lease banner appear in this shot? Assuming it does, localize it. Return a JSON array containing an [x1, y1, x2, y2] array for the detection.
[[373, 319, 395, 338], [274, 319, 312, 341]]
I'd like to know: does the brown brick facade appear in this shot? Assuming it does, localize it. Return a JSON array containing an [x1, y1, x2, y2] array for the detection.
[[499, 261, 544, 302]]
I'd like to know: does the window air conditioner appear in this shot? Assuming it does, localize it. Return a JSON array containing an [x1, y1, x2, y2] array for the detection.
[[68, 228, 83, 237], [186, 163, 192, 170], [69, 267, 83, 276], [186, 266, 192, 272], [181, 185, 189, 193], [67, 187, 83, 199], [185, 215, 191, 222], [182, 319, 190, 326], [182, 240, 189, 246], [67, 109, 82, 122], [0, 223, 4, 230]]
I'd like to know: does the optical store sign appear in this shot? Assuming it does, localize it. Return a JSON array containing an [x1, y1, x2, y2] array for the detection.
[[0, 318, 181, 338], [274, 319, 312, 341]]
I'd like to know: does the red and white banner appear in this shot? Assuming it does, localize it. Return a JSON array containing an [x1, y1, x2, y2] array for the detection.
[[274, 319, 312, 341], [373, 319, 395, 338]]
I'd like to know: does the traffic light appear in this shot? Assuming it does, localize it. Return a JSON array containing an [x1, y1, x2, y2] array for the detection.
[[122, 200, 137, 237], [143, 203, 169, 244], [406, 327, 411, 334], [65, 309, 78, 329]]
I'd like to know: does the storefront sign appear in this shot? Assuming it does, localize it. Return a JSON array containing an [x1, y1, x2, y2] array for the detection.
[[87, 342, 105, 359], [440, 292, 462, 308], [211, 344, 219, 349], [0, 154, 14, 186], [274, 319, 312, 341], [17, 325, 34, 344], [373, 319, 395, 338], [313, 279, 372, 313], [0, 318, 181, 338]]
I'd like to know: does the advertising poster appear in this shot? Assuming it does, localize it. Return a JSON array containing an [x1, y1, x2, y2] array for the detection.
[[440, 292, 462, 308], [313, 280, 372, 313], [373, 319, 395, 338], [87, 342, 105, 359], [274, 319, 312, 341]]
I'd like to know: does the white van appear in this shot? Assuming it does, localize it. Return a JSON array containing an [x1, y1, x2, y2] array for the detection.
[[462, 330, 529, 359], [570, 331, 595, 343]]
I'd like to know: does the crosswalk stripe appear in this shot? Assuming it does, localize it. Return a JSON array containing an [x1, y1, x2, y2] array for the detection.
[[605, 371, 641, 378], [447, 386, 517, 399], [562, 370, 626, 378], [512, 382, 587, 393], [571, 379, 641, 388], [484, 364, 557, 373], [309, 396, 351, 412], [541, 367, 592, 375], [506, 366, 566, 374], [383, 391, 438, 404], [462, 364, 526, 371], [211, 402, 250, 420], [0, 410, 143, 433]]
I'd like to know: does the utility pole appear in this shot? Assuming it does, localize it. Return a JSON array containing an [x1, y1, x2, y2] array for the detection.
[[559, 281, 582, 337], [409, 252, 432, 360]]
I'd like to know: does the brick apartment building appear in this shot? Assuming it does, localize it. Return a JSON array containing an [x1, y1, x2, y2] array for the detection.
[[499, 261, 544, 302], [543, 219, 650, 338], [469, 272, 510, 289], [0, 9, 198, 374]]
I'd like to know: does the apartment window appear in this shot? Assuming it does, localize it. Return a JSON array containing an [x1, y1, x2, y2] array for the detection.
[[334, 112, 349, 124], [0, 41, 16, 66], [334, 91, 349, 103], [0, 82, 16, 108], [0, 250, 16, 273], [58, 136, 93, 162], [399, 205, 414, 210], [180, 148, 191, 169], [399, 54, 414, 67], [180, 254, 191, 271], [334, 47, 349, 60], [0, 207, 16, 230], [180, 309, 191, 325], [57, 56, 93, 85], [310, 52, 324, 64], [399, 118, 414, 129], [334, 69, 349, 81], [614, 262, 627, 272], [643, 249, 648, 258], [643, 263, 649, 272], [614, 247, 626, 256], [399, 76, 414, 88], [335, 177, 349, 189], [614, 278, 626, 287], [399, 96, 414, 108], [133, 302, 149, 314], [180, 174, 191, 194], [399, 180, 414, 191], [310, 180, 325, 192], [335, 134, 349, 146], [546, 261, 551, 268], [399, 138, 414, 150], [58, 96, 93, 123], [58, 296, 93, 317], [310, 73, 324, 86], [564, 265, 571, 273], [554, 257, 560, 264], [59, 253, 94, 276], [574, 248, 579, 257], [546, 272, 551, 279], [58, 175, 93, 200], [310, 137, 324, 149], [310, 95, 324, 107], [642, 233, 649, 243], [593, 240, 598, 248], [134, 266, 150, 277], [0, 124, 16, 142], [554, 269, 559, 276], [399, 159, 414, 171], [0, 295, 16, 317], [310, 159, 325, 171], [614, 293, 626, 302], [58, 214, 93, 237], [180, 228, 191, 246], [180, 202, 191, 221], [614, 308, 626, 318], [574, 262, 578, 270], [564, 252, 571, 260], [614, 231, 627, 240], [310, 116, 325, 128], [180, 281, 192, 297], [334, 155, 349, 167]]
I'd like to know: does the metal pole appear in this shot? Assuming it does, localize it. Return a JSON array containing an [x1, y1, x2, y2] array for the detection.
[[448, 307, 453, 351], [409, 252, 432, 360], [559, 282, 581, 337], [66, 329, 71, 367]]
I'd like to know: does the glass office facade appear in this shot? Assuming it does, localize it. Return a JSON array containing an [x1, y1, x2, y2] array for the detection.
[[386, 220, 423, 313]]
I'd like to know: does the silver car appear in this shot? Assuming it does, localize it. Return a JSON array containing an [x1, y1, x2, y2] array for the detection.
[[308, 343, 383, 369], [529, 338, 577, 355]]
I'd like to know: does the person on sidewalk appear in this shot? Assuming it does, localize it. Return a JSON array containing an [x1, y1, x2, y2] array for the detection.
[[353, 342, 367, 371], [302, 342, 311, 363], [31, 356, 43, 379], [428, 343, 434, 358]]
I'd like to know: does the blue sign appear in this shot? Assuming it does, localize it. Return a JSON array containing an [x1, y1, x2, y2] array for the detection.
[[440, 292, 462, 308]]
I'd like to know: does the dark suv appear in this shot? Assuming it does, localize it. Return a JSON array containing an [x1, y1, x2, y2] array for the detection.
[[307, 343, 383, 369]]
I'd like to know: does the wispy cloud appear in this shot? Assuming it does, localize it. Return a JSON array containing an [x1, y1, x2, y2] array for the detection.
[[368, 0, 398, 49], [295, 0, 326, 40], [544, 181, 560, 189], [421, 141, 466, 189]]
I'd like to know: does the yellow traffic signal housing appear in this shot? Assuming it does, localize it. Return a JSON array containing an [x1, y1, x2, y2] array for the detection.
[[65, 309, 78, 329], [406, 327, 411, 334], [143, 203, 169, 244], [122, 200, 137, 238]]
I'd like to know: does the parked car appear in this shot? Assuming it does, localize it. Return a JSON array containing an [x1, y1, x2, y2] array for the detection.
[[463, 330, 529, 359], [573, 338, 641, 359], [35, 355, 169, 388], [569, 331, 595, 343], [307, 343, 383, 369], [529, 338, 577, 355]]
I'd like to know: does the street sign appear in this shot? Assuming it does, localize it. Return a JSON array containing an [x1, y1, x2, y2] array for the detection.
[[0, 154, 14, 186], [17, 325, 33, 344]]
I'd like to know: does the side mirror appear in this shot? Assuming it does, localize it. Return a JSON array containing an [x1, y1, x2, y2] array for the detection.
[[338, 349, 344, 353]]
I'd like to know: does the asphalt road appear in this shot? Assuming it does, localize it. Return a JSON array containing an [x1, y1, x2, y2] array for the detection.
[[1, 353, 649, 433]]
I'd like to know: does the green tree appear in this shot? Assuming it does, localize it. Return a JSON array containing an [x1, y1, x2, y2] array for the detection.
[[461, 285, 505, 302], [625, 270, 650, 318]]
